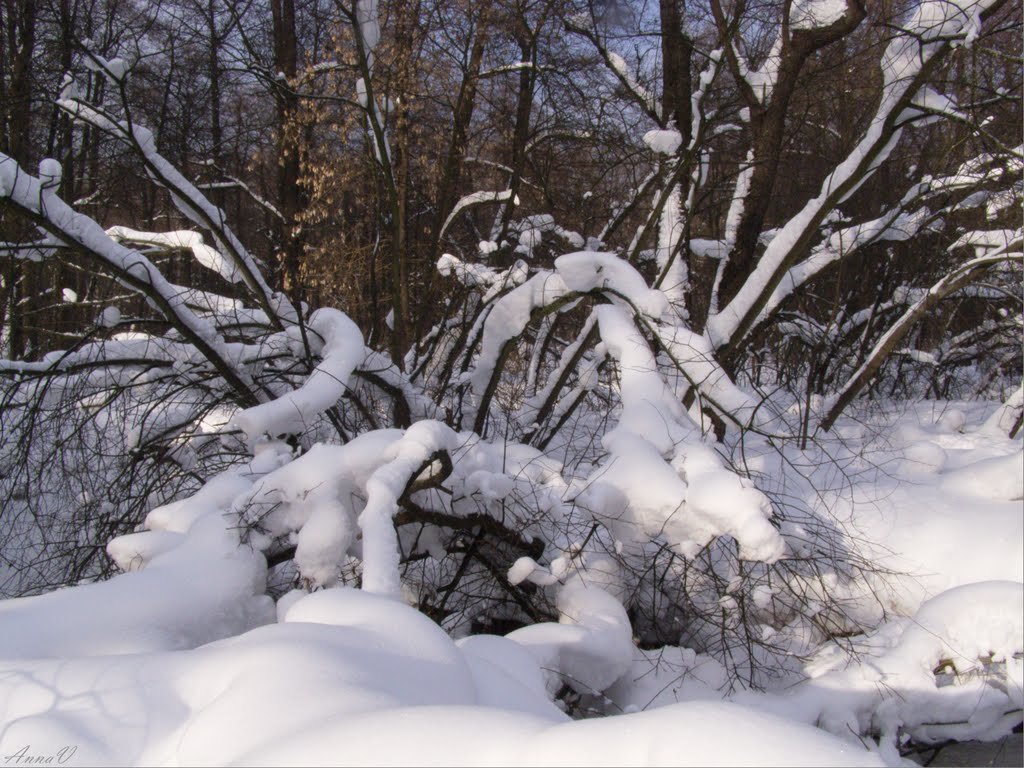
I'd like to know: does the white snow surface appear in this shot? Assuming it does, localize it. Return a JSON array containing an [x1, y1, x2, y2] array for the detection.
[[0, 585, 885, 767], [575, 305, 785, 564], [759, 580, 1024, 754], [0, 402, 1019, 766], [0, 460, 278, 660]]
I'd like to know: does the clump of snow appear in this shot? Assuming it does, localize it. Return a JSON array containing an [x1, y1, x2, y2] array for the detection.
[[675, 442, 786, 562], [519, 228, 543, 250], [437, 252, 502, 287], [555, 251, 668, 318], [936, 407, 966, 432], [107, 226, 241, 283], [0, 465, 275, 660], [469, 270, 570, 406], [235, 430, 403, 587], [519, 701, 883, 766], [105, 57, 129, 80], [555, 226, 585, 248], [37, 158, 62, 189], [508, 572, 644, 694], [983, 383, 1023, 436], [99, 306, 121, 327], [901, 439, 947, 474], [604, 646, 731, 711], [590, 304, 685, 454], [508, 556, 560, 587], [899, 581, 1022, 674], [772, 580, 1024, 752], [106, 530, 185, 572], [83, 51, 129, 81], [574, 305, 784, 564], [642, 129, 682, 155], [440, 189, 517, 242], [358, 420, 460, 596], [790, 0, 849, 29], [466, 468, 515, 500]]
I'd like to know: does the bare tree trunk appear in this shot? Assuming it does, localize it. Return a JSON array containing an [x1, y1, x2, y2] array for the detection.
[[270, 0, 307, 303], [207, 0, 223, 167], [493, 28, 537, 260], [659, 0, 691, 138], [0, 0, 37, 358], [390, 0, 420, 357], [713, 0, 866, 308], [431, 19, 488, 262]]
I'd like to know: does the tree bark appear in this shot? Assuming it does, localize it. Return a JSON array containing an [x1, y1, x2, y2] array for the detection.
[[715, 0, 866, 307], [271, 0, 307, 300]]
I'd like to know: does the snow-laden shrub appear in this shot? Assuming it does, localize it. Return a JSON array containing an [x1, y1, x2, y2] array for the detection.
[[0, 1, 1021, 757]]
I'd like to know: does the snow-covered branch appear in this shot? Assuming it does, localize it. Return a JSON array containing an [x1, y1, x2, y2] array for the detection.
[[0, 153, 264, 407], [821, 237, 1023, 431]]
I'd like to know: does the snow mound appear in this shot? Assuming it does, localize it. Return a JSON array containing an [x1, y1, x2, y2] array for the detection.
[[0, 466, 274, 660], [894, 580, 1023, 674], [901, 439, 947, 474], [0, 586, 886, 766], [940, 450, 1024, 500], [508, 574, 635, 694], [770, 580, 1024, 752]]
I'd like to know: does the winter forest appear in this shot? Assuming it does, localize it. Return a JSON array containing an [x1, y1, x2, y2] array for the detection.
[[0, 0, 1021, 764]]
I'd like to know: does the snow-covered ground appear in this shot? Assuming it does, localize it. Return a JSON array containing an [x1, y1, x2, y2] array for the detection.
[[0, 400, 1020, 766]]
